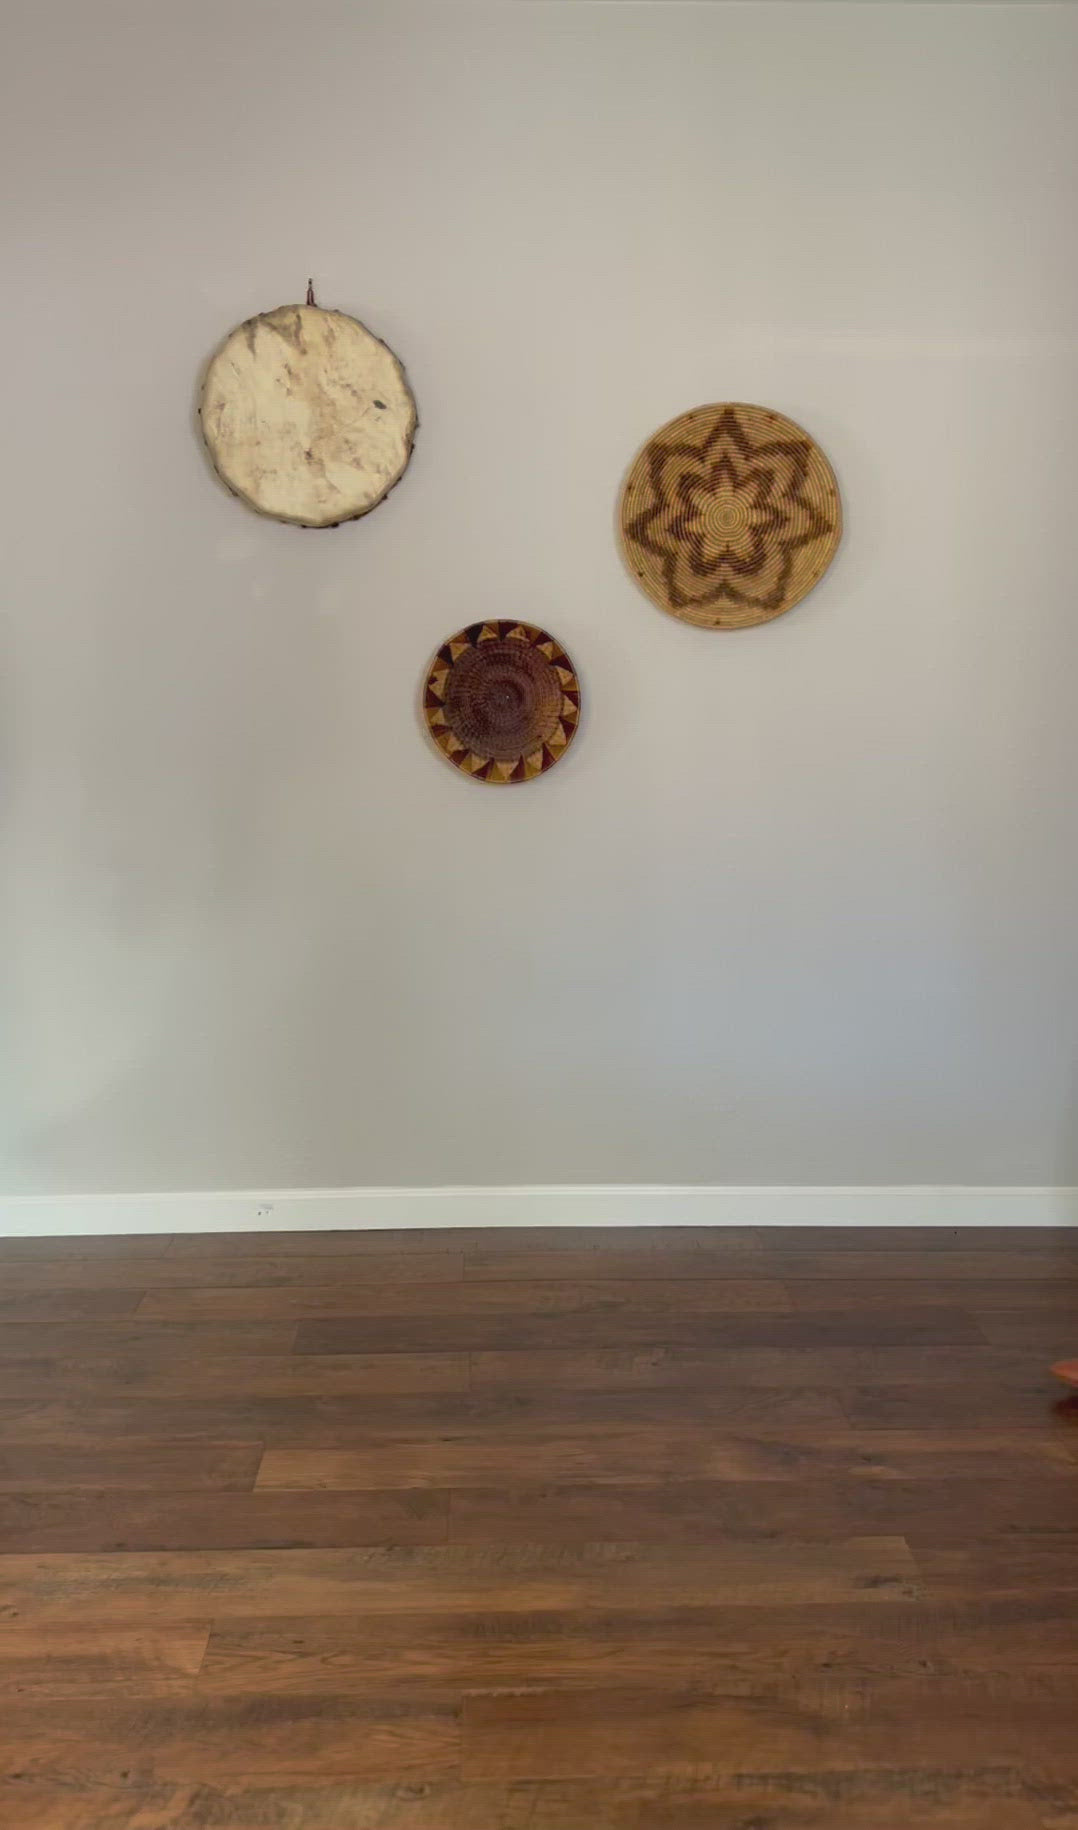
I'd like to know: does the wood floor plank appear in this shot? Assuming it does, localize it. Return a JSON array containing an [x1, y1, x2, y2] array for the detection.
[[0, 1386, 848, 1448], [158, 1223, 1077, 1256], [783, 1278, 1078, 1311], [841, 1382, 1077, 1430], [256, 1433, 806, 1490], [0, 1251, 465, 1292], [0, 1351, 470, 1400], [0, 1290, 143, 1322], [162, 1226, 769, 1258], [461, 1679, 1078, 1781], [0, 1234, 172, 1260], [294, 1306, 988, 1353], [0, 1625, 210, 1697], [4, 1771, 1076, 1830], [770, 1248, 1078, 1280], [257, 1425, 1072, 1490], [974, 1310, 1078, 1351], [447, 1474, 1078, 1544], [463, 1244, 1078, 1283], [468, 1343, 1042, 1392], [0, 1443, 263, 1493], [912, 1536, 1078, 1599], [0, 1489, 448, 1552], [0, 1321, 299, 1361], [163, 1227, 485, 1256], [745, 1225, 1078, 1252], [198, 1595, 1078, 1696], [461, 1245, 769, 1282], [0, 1540, 920, 1624], [136, 1278, 790, 1323], [0, 1694, 458, 1783]]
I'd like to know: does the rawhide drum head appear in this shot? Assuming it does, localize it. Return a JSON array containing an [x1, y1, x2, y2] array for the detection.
[[200, 301, 416, 528]]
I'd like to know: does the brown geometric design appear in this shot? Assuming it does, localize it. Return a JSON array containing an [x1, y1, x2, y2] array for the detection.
[[423, 621, 581, 784], [619, 403, 842, 629]]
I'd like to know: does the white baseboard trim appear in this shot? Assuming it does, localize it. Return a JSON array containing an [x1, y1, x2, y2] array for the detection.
[[0, 1184, 1075, 1237]]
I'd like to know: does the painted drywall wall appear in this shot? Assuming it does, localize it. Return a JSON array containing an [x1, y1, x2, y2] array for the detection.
[[2, 0, 1077, 1196]]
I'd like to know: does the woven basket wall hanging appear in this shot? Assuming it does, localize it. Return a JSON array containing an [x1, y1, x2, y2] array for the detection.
[[199, 288, 416, 528], [423, 621, 581, 783], [619, 402, 841, 629]]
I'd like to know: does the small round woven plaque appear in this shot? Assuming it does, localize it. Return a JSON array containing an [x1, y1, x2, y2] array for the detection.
[[423, 621, 581, 783]]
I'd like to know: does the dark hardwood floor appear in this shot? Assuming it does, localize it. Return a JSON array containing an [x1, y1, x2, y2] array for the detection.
[[1, 1224, 1076, 1829]]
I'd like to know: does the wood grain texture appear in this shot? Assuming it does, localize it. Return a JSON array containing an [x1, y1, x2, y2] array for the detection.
[[0, 1489, 449, 1553], [446, 1475, 1078, 1544], [0, 1321, 298, 1360], [294, 1304, 987, 1353], [0, 1385, 847, 1447], [163, 1228, 480, 1256], [0, 1251, 464, 1291], [0, 1624, 210, 1696], [841, 1381, 1078, 1430], [0, 1351, 470, 1400], [760, 1247, 1078, 1281], [0, 1693, 457, 1782], [154, 1223, 1078, 1256], [975, 1310, 1078, 1351], [785, 1277, 1078, 1312], [0, 1539, 919, 1623], [912, 1538, 1078, 1600], [0, 1442, 262, 1493], [468, 1342, 1046, 1392], [198, 1595, 1078, 1695], [0, 1289, 142, 1322], [136, 1276, 789, 1323], [4, 1772, 1075, 1830], [256, 1424, 1073, 1490], [1, 1222, 1076, 1828], [462, 1679, 1078, 1780], [462, 1243, 1078, 1283]]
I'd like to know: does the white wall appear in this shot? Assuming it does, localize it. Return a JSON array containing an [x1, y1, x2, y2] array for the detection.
[[2, 0, 1077, 1198]]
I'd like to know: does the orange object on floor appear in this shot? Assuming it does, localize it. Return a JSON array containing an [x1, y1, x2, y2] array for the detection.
[[1052, 1360, 1078, 1387]]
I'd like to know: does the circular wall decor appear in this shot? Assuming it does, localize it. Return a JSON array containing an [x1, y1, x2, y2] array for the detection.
[[619, 402, 841, 629], [423, 621, 581, 784], [199, 300, 416, 528]]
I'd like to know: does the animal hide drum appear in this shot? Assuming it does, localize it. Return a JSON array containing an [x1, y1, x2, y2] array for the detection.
[[199, 302, 416, 528]]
